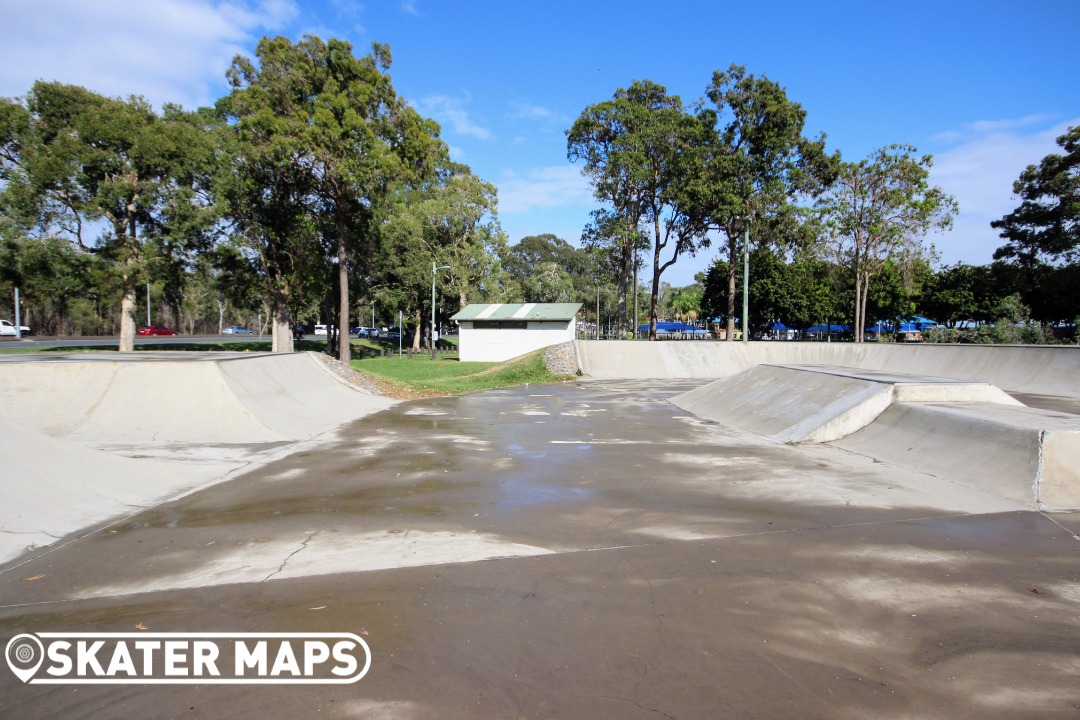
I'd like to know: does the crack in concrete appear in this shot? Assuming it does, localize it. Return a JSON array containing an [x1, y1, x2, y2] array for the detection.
[[0, 528, 59, 536], [263, 530, 321, 582], [616, 546, 668, 716], [1038, 511, 1080, 542], [629, 697, 677, 720]]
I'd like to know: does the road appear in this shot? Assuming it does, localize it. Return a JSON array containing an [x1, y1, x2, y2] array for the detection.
[[0, 334, 273, 350]]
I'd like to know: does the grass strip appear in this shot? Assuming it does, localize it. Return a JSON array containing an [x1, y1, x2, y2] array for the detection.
[[351, 348, 572, 398]]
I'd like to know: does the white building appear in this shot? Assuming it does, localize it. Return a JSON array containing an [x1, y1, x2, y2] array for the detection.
[[450, 303, 582, 362]]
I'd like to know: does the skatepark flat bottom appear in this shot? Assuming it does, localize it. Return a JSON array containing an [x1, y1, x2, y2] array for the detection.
[[2, 380, 1079, 719]]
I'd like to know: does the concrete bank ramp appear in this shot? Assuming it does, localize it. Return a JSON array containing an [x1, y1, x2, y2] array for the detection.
[[834, 402, 1080, 510], [579, 340, 1080, 396], [0, 414, 209, 550], [0, 352, 397, 564], [0, 351, 395, 445], [672, 363, 1080, 510], [673, 364, 1020, 443]]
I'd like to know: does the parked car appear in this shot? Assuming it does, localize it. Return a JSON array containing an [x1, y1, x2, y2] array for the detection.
[[136, 325, 177, 336], [313, 324, 328, 336], [222, 326, 253, 335], [0, 319, 31, 336], [351, 326, 375, 338]]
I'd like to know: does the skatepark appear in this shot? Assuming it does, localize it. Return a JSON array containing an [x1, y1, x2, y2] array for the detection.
[[1, 342, 1079, 719]]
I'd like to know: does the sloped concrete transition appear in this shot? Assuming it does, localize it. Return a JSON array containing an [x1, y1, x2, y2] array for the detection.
[[1, 344, 1079, 720], [1, 342, 1077, 567], [585, 341, 1080, 510], [0, 352, 396, 562]]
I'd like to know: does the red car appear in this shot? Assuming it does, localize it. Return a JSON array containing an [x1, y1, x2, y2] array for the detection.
[[137, 326, 177, 336]]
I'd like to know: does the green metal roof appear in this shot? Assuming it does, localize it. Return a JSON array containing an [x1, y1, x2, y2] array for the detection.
[[451, 303, 582, 322]]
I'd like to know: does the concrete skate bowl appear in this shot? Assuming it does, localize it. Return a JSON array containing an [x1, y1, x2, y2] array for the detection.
[[577, 342, 1080, 511], [0, 352, 395, 563]]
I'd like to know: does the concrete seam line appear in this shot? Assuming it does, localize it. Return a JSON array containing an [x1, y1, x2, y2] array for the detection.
[[1034, 429, 1046, 509], [573, 339, 586, 375], [1037, 511, 1080, 542]]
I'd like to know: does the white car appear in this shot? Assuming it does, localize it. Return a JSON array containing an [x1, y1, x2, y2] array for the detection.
[[0, 319, 31, 336]]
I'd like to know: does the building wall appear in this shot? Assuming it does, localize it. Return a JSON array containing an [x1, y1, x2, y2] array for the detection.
[[457, 321, 574, 362]]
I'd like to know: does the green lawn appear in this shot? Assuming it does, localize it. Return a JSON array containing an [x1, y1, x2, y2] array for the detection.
[[351, 349, 573, 397]]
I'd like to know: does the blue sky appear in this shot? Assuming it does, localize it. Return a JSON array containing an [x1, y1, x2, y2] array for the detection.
[[2, 0, 1077, 286]]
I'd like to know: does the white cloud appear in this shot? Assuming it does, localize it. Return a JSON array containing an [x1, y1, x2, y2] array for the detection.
[[417, 94, 493, 141], [495, 166, 594, 214], [399, 0, 420, 16], [508, 101, 554, 120], [928, 117, 1079, 265], [0, 0, 299, 109]]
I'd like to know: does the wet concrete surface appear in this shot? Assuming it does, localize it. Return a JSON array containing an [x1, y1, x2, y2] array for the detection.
[[2, 380, 1079, 719]]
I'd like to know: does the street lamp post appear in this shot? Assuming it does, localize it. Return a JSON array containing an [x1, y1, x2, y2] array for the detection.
[[432, 262, 450, 360]]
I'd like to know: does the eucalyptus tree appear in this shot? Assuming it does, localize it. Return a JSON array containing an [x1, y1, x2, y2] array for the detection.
[[817, 145, 956, 341], [376, 163, 508, 351], [0, 82, 217, 350], [993, 125, 1079, 265], [694, 64, 838, 341], [219, 35, 442, 358], [577, 208, 648, 334], [568, 84, 654, 337], [503, 233, 594, 303], [569, 80, 711, 339]]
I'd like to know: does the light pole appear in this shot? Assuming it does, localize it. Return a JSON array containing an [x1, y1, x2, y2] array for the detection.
[[596, 282, 600, 340], [432, 262, 450, 359]]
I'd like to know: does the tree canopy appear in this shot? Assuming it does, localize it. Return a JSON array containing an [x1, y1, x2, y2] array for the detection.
[[993, 125, 1080, 265], [817, 145, 957, 341]]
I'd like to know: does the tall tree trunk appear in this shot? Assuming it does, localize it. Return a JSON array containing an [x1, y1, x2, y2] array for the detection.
[[117, 212, 139, 352], [271, 288, 293, 353], [118, 282, 137, 352], [616, 237, 630, 338], [411, 309, 422, 352], [726, 233, 737, 342], [648, 215, 662, 340], [336, 207, 351, 364], [859, 276, 871, 343]]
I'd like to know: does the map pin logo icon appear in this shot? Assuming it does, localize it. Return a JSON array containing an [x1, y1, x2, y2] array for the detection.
[[6, 634, 44, 683]]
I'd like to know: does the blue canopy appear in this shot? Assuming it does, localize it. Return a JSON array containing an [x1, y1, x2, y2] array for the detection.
[[867, 317, 938, 333], [638, 322, 707, 335], [806, 324, 851, 333]]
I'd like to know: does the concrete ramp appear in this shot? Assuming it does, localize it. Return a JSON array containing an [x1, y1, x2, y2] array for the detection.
[[834, 403, 1080, 510], [0, 352, 395, 446], [671, 362, 1080, 510], [0, 352, 397, 563], [672, 364, 1020, 443], [0, 414, 209, 547], [579, 340, 1080, 396]]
